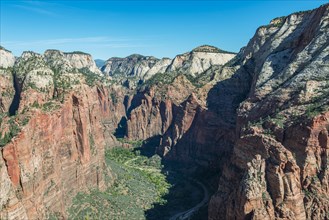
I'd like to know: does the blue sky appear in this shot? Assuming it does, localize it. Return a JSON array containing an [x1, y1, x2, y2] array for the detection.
[[0, 1, 327, 60]]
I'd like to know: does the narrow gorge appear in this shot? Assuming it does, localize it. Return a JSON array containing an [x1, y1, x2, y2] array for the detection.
[[0, 3, 329, 220]]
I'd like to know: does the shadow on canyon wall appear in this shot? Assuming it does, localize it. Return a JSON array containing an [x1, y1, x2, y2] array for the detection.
[[119, 65, 253, 219]]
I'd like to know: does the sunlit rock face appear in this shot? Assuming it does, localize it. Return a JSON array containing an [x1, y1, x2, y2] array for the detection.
[[0, 48, 119, 219], [0, 48, 15, 113], [166, 45, 236, 77], [0, 47, 15, 68], [101, 45, 235, 88], [209, 4, 329, 220], [0, 3, 329, 220]]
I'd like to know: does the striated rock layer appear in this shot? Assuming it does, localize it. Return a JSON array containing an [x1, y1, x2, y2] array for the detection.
[[0, 86, 114, 219], [1, 3, 329, 220], [0, 50, 123, 219], [209, 4, 329, 220]]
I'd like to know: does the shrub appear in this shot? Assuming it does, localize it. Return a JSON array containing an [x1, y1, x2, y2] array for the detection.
[[42, 101, 60, 112], [0, 116, 21, 147], [110, 92, 118, 104], [79, 67, 100, 87]]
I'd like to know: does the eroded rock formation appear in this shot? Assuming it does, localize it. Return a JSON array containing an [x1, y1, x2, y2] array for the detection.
[[209, 4, 329, 219], [0, 3, 328, 220], [0, 51, 121, 219]]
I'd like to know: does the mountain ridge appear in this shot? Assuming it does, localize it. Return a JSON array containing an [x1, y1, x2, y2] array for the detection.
[[0, 3, 328, 220]]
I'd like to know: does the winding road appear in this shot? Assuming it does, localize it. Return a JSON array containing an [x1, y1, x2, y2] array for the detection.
[[168, 178, 209, 220]]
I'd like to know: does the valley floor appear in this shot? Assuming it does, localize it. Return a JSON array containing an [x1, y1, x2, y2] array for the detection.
[[67, 146, 206, 220]]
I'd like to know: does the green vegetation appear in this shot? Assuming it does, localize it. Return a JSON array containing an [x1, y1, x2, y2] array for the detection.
[[1, 90, 14, 98], [260, 16, 286, 29], [247, 113, 286, 129], [247, 117, 264, 128], [31, 101, 40, 108], [110, 92, 118, 104], [0, 46, 12, 52], [89, 133, 96, 155], [305, 82, 329, 118], [64, 51, 91, 55], [0, 112, 6, 125], [79, 67, 100, 87], [14, 53, 47, 76], [68, 146, 170, 219], [42, 101, 61, 112], [0, 115, 22, 147], [25, 82, 38, 90], [0, 67, 13, 73], [105, 147, 135, 164], [303, 186, 319, 198], [306, 102, 329, 118], [116, 138, 143, 148], [107, 147, 167, 200], [141, 72, 178, 89], [192, 45, 237, 54], [184, 69, 220, 88], [267, 114, 285, 128], [185, 74, 205, 88], [52, 67, 72, 102], [262, 192, 267, 201]]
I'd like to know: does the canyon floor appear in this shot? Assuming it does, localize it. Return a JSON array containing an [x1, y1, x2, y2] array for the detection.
[[67, 140, 208, 220], [1, 3, 328, 220]]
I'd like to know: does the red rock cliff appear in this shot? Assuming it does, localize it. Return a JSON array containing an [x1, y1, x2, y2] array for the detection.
[[0, 50, 123, 219], [209, 4, 329, 220]]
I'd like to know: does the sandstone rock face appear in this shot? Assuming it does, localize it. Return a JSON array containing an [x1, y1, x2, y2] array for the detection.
[[125, 75, 195, 140], [64, 52, 102, 75], [101, 54, 166, 79], [1, 4, 328, 220], [166, 45, 236, 77], [44, 50, 102, 74], [0, 48, 121, 219], [0, 49, 15, 113], [0, 85, 115, 219], [209, 4, 329, 220], [0, 48, 15, 68], [101, 45, 235, 89], [143, 58, 172, 79], [125, 62, 241, 167]]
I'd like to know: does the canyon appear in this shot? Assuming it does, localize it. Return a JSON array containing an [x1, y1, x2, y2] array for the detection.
[[0, 3, 329, 220]]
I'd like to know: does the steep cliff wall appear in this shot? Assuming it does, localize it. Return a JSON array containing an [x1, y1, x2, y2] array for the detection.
[[0, 50, 120, 219], [0, 48, 15, 113], [209, 4, 329, 220], [123, 51, 239, 166], [1, 4, 328, 220]]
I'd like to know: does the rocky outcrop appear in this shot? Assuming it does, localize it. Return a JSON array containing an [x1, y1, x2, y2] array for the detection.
[[209, 4, 329, 220], [1, 3, 328, 220], [0, 85, 115, 219], [0, 47, 15, 68], [101, 54, 165, 79], [101, 45, 235, 88], [0, 48, 15, 113], [0, 49, 120, 219], [44, 50, 101, 74], [166, 45, 236, 77], [125, 61, 242, 168], [0, 41, 240, 220], [125, 75, 195, 140], [143, 58, 172, 79], [64, 51, 102, 75]]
